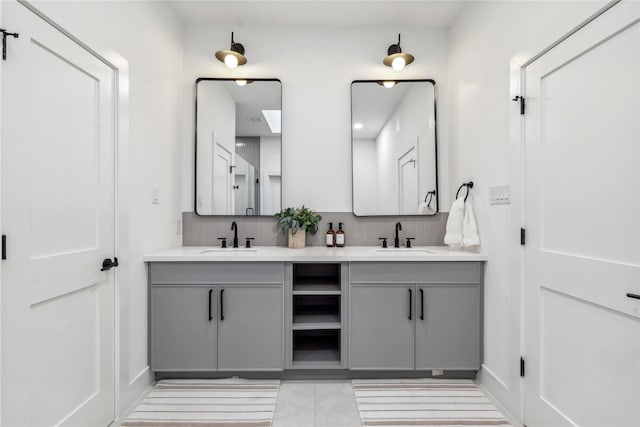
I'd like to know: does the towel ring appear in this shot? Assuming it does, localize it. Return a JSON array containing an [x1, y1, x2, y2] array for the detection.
[[424, 190, 436, 207], [455, 181, 474, 202]]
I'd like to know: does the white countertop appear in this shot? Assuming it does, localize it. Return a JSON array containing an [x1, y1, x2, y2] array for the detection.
[[144, 246, 487, 262]]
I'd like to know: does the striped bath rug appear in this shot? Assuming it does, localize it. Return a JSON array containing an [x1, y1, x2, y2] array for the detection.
[[121, 378, 280, 427], [352, 379, 512, 427]]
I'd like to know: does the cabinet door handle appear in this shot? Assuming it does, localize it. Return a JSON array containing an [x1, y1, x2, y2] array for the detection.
[[420, 288, 424, 320], [220, 288, 225, 321], [627, 293, 640, 300], [408, 288, 412, 320], [208, 289, 213, 321]]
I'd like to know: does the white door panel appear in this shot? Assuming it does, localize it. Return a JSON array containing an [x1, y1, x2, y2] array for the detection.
[[398, 146, 418, 214], [1, 2, 115, 426], [212, 140, 233, 215], [524, 2, 640, 426]]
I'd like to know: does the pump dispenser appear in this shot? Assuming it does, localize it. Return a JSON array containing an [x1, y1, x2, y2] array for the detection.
[[336, 222, 345, 247], [326, 222, 336, 247]]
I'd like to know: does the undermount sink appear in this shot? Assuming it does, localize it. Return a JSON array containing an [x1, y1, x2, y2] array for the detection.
[[375, 248, 434, 254], [200, 248, 259, 254]]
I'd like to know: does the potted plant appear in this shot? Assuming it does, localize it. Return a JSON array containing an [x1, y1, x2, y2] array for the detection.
[[274, 206, 322, 248]]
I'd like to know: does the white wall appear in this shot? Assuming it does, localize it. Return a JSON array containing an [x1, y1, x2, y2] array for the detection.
[[259, 136, 281, 215], [448, 0, 607, 421], [352, 138, 377, 214], [182, 24, 450, 213], [22, 0, 183, 417], [375, 84, 436, 214], [196, 83, 235, 213]]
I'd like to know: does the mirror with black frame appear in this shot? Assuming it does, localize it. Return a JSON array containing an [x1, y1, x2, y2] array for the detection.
[[195, 78, 282, 216], [351, 80, 438, 216]]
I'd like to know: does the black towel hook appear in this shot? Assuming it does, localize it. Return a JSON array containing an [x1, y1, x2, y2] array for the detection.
[[455, 181, 474, 202], [424, 190, 436, 207]]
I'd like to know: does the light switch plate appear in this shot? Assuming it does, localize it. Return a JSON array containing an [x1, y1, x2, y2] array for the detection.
[[152, 188, 160, 205], [490, 185, 511, 205]]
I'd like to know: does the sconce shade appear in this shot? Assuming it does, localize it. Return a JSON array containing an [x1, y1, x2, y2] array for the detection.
[[383, 34, 414, 71], [215, 32, 247, 68]]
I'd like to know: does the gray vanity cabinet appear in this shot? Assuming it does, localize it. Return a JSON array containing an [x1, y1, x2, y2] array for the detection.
[[217, 285, 284, 371], [349, 262, 483, 371], [149, 262, 285, 373], [151, 285, 217, 371], [415, 285, 481, 370], [350, 284, 415, 369]]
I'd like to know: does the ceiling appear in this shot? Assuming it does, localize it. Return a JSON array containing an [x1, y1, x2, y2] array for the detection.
[[203, 80, 282, 137], [168, 1, 466, 27], [351, 81, 410, 140]]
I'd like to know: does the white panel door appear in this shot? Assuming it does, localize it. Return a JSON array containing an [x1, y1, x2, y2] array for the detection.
[[524, 2, 640, 426], [1, 2, 115, 426], [212, 141, 233, 215], [398, 147, 418, 214]]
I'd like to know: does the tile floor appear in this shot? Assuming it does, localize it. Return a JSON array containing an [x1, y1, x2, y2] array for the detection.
[[272, 381, 361, 427]]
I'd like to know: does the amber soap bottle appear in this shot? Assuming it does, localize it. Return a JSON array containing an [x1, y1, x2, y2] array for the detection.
[[336, 222, 345, 247], [326, 222, 336, 247]]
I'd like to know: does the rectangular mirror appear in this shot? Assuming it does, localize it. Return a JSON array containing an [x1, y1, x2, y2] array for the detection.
[[351, 80, 438, 216], [195, 78, 282, 216]]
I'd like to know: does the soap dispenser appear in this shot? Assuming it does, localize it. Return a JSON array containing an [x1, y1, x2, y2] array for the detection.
[[326, 222, 336, 247], [336, 222, 345, 247]]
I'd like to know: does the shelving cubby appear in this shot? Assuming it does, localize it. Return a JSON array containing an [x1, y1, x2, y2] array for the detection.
[[290, 263, 343, 368]]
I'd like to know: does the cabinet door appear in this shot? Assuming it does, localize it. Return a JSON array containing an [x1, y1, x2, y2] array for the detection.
[[218, 285, 284, 371], [350, 285, 415, 369], [415, 285, 480, 370], [151, 286, 217, 371]]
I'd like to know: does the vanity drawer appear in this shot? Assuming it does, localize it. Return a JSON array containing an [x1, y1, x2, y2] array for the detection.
[[349, 262, 482, 284], [150, 262, 284, 285]]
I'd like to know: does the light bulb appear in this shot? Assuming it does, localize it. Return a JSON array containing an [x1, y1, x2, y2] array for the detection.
[[353, 123, 363, 130], [235, 79, 248, 86], [391, 56, 405, 71], [383, 81, 396, 88], [224, 54, 238, 69]]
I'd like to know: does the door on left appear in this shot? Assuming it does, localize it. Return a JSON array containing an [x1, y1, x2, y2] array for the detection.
[[1, 2, 116, 426]]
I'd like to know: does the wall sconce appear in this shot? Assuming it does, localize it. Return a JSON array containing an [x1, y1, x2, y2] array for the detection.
[[215, 32, 247, 69], [383, 34, 414, 71]]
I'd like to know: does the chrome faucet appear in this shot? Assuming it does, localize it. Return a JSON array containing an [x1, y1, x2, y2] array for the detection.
[[394, 222, 402, 248], [231, 221, 239, 248]]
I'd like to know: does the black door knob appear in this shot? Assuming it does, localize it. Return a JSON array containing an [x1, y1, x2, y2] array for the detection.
[[101, 257, 119, 271]]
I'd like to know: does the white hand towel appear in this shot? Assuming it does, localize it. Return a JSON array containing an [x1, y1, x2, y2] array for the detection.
[[444, 196, 465, 248], [462, 198, 480, 248], [418, 202, 435, 215]]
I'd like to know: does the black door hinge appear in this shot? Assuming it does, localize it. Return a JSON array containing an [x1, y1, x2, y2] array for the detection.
[[1, 29, 19, 61], [1, 235, 6, 260], [512, 95, 525, 115], [520, 228, 526, 246], [520, 357, 525, 377]]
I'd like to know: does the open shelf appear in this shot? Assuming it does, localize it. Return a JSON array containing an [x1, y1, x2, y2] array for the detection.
[[292, 281, 341, 295], [291, 263, 342, 367], [292, 330, 341, 368]]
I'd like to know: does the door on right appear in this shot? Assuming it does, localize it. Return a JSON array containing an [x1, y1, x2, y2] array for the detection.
[[524, 2, 640, 426]]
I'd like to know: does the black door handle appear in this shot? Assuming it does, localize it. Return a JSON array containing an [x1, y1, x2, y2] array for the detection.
[[208, 289, 213, 321], [627, 293, 640, 300], [420, 288, 424, 320], [100, 257, 119, 271], [220, 288, 225, 321], [408, 288, 412, 320]]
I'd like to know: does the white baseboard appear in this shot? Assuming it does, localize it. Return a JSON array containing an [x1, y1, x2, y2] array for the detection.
[[115, 365, 153, 423], [476, 365, 522, 427]]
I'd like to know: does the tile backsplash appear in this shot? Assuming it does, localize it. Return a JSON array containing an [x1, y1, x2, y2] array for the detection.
[[182, 212, 448, 247]]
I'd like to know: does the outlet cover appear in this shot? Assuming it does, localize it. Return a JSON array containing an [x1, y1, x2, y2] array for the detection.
[[490, 185, 511, 205]]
